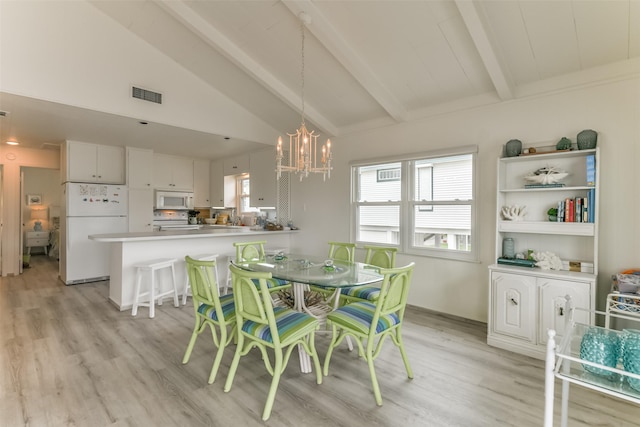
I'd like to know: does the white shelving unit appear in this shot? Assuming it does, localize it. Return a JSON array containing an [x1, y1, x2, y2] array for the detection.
[[488, 148, 600, 359], [545, 293, 640, 426]]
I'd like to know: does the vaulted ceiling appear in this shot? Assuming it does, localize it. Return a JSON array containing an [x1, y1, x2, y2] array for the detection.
[[1, 0, 639, 159]]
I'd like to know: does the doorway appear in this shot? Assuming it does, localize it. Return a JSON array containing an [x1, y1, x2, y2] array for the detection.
[[21, 167, 61, 274]]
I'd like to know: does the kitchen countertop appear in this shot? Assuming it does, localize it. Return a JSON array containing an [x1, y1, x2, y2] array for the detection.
[[89, 227, 296, 243]]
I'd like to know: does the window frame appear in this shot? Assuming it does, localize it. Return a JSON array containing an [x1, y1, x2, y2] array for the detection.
[[350, 145, 478, 263], [236, 175, 251, 214]]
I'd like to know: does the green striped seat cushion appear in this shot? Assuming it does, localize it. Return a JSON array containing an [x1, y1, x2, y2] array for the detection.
[[327, 302, 400, 335], [197, 293, 236, 322], [340, 285, 380, 301], [241, 306, 317, 343]]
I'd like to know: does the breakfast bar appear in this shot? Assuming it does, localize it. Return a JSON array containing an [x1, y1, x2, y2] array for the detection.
[[90, 227, 296, 310]]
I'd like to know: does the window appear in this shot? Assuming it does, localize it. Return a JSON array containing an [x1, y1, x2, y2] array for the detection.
[[351, 147, 477, 262], [237, 175, 251, 213]]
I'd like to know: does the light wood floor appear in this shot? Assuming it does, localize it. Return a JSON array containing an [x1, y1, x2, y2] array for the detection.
[[2, 256, 639, 426]]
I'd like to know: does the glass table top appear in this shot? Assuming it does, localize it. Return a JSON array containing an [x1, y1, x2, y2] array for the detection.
[[232, 253, 383, 288]]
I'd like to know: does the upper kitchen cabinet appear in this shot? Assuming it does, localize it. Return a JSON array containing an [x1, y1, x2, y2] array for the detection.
[[223, 154, 249, 176], [210, 159, 224, 207], [127, 147, 153, 189], [62, 141, 125, 184], [193, 159, 210, 207], [250, 148, 276, 208], [153, 153, 194, 191]]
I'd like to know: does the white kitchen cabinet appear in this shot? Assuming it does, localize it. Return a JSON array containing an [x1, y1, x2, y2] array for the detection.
[[210, 159, 225, 207], [127, 147, 153, 189], [193, 159, 211, 207], [63, 141, 125, 184], [153, 153, 194, 191], [488, 147, 599, 359], [128, 188, 153, 232], [249, 148, 276, 207], [223, 154, 249, 176], [489, 269, 594, 359]]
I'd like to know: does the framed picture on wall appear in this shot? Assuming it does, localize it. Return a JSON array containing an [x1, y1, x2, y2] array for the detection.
[[27, 194, 42, 205]]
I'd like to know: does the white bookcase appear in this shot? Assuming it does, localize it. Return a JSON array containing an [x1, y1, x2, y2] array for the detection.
[[488, 147, 599, 359]]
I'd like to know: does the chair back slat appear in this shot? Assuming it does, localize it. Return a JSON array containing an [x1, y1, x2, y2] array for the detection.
[[230, 265, 283, 340], [185, 256, 218, 303], [364, 245, 397, 268], [328, 241, 356, 262], [234, 240, 267, 263], [372, 263, 415, 329]]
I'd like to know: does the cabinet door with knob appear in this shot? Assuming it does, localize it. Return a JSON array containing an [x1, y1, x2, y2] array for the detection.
[[128, 188, 153, 232], [538, 277, 591, 345], [127, 147, 153, 189], [491, 271, 535, 342]]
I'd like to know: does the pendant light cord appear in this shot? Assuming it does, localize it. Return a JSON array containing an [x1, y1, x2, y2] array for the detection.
[[300, 19, 306, 126]]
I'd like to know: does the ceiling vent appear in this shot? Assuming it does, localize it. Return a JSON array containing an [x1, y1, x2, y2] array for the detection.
[[132, 86, 162, 104]]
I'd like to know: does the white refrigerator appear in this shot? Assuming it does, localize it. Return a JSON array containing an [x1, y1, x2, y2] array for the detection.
[[60, 183, 128, 285]]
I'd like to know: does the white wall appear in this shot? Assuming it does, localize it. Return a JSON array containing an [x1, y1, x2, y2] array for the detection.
[[291, 77, 640, 322], [0, 0, 279, 144]]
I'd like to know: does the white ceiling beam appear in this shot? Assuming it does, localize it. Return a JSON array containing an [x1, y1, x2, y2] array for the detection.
[[455, 0, 514, 100], [157, 0, 338, 136], [282, 0, 408, 123]]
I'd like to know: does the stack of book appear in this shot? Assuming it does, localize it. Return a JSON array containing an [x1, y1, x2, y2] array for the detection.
[[556, 189, 595, 223], [497, 258, 537, 267]]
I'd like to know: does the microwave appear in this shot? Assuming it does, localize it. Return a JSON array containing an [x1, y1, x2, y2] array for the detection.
[[155, 191, 194, 210]]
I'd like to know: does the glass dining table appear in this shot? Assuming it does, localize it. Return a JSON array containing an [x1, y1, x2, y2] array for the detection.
[[232, 253, 384, 372]]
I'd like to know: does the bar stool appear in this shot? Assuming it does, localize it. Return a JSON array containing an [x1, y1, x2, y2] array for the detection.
[[132, 258, 179, 318], [182, 254, 220, 305]]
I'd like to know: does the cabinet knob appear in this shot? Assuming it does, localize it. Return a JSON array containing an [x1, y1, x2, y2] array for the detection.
[[509, 297, 518, 306]]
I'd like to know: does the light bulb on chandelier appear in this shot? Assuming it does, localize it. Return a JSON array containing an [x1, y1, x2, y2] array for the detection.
[[276, 12, 332, 182]]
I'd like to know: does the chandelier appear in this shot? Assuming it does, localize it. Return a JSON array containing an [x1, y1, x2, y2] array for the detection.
[[276, 12, 332, 181]]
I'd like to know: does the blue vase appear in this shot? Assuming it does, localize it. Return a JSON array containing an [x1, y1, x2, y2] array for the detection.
[[580, 327, 620, 379], [622, 329, 640, 391], [577, 129, 597, 150], [505, 139, 522, 157]]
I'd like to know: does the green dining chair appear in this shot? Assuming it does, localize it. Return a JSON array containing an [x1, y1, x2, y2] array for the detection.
[[224, 265, 322, 421], [182, 256, 236, 384], [323, 262, 415, 406], [310, 241, 358, 299], [231, 241, 289, 292], [328, 241, 356, 262], [339, 245, 398, 304]]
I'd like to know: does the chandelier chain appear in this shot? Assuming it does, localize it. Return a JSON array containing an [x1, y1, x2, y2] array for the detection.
[[300, 19, 305, 125], [276, 12, 332, 182]]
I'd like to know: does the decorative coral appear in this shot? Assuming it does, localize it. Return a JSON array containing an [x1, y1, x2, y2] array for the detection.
[[531, 251, 563, 270], [501, 205, 527, 221]]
